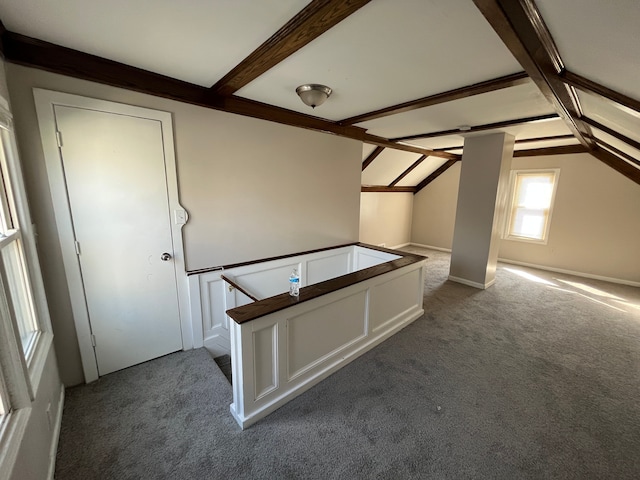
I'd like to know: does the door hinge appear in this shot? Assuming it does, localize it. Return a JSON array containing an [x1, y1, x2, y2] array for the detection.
[[74, 240, 81, 255], [56, 130, 63, 148], [91, 334, 96, 347]]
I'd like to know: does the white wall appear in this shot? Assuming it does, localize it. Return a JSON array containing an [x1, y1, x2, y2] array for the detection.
[[359, 192, 413, 247], [411, 162, 461, 249], [411, 153, 640, 284], [500, 153, 640, 283], [6, 64, 362, 386]]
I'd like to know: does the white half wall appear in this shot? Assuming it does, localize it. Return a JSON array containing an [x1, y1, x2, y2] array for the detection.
[[359, 192, 413, 248], [6, 64, 362, 386]]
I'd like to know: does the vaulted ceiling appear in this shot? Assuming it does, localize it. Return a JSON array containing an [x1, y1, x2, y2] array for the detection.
[[0, 0, 638, 192]]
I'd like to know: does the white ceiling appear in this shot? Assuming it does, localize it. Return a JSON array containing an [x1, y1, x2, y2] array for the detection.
[[0, 0, 637, 188], [0, 0, 309, 87], [536, 0, 640, 101], [237, 0, 522, 120], [361, 149, 419, 186], [395, 158, 449, 187], [408, 118, 574, 150], [578, 91, 640, 144], [357, 80, 555, 139]]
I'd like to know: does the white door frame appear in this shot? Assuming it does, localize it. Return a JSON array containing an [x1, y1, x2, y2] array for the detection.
[[33, 89, 192, 382]]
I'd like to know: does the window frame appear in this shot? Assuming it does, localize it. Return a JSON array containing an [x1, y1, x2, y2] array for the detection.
[[0, 99, 54, 476], [504, 168, 560, 245]]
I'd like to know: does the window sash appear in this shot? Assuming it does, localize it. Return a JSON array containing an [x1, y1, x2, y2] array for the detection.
[[0, 232, 39, 358], [0, 113, 43, 364]]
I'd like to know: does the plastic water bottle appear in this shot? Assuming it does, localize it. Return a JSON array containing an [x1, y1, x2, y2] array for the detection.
[[289, 268, 300, 297]]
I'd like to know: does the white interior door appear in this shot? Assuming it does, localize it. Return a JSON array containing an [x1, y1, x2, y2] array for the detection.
[[54, 105, 183, 375]]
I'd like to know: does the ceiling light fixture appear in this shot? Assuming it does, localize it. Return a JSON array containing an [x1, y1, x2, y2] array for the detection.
[[296, 84, 332, 109]]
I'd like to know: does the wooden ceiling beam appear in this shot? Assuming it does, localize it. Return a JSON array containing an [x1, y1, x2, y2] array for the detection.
[[562, 71, 640, 117], [211, 0, 371, 95], [414, 144, 594, 196], [390, 113, 558, 142], [582, 117, 640, 153], [3, 29, 366, 138], [388, 155, 427, 187], [3, 31, 212, 106], [433, 133, 577, 152], [363, 134, 458, 159], [473, 0, 594, 150], [361, 147, 384, 171], [210, 94, 366, 138], [2, 28, 467, 160], [473, 0, 639, 185], [592, 139, 640, 169], [414, 159, 459, 194], [513, 145, 588, 157], [340, 72, 530, 125], [361, 186, 416, 193], [590, 146, 640, 184]]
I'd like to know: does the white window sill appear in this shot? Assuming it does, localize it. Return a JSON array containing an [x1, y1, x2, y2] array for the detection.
[[504, 235, 549, 246]]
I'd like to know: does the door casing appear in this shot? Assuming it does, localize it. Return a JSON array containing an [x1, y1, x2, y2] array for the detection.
[[34, 89, 192, 382]]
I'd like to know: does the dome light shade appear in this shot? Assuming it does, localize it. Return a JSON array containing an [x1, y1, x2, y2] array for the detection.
[[296, 84, 332, 108]]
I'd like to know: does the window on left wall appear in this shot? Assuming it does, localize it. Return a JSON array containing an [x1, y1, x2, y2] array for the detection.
[[0, 119, 40, 360], [0, 104, 48, 436]]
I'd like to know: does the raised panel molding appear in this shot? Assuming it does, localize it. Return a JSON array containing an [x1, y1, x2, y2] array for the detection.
[[370, 269, 421, 332], [306, 252, 351, 285], [228, 253, 426, 429], [253, 323, 278, 400], [287, 290, 367, 380]]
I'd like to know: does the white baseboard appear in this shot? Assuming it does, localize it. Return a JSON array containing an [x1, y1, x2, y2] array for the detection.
[[448, 275, 495, 289], [47, 386, 65, 480], [408, 244, 638, 287], [390, 242, 411, 249], [497, 258, 640, 288], [409, 243, 452, 253]]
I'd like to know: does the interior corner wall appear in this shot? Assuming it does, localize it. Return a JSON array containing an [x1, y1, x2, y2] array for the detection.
[[500, 153, 640, 284], [410, 162, 461, 249], [6, 63, 362, 386], [359, 192, 413, 248], [411, 153, 640, 284]]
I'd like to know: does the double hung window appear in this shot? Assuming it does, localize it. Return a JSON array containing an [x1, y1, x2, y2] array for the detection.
[[505, 169, 559, 243], [0, 106, 45, 430]]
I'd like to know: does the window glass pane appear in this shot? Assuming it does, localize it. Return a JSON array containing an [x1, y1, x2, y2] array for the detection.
[[508, 171, 557, 241], [511, 208, 545, 239], [517, 174, 554, 209], [1, 237, 37, 355], [0, 136, 16, 233]]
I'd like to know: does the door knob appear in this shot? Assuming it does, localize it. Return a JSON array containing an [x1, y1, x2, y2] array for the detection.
[[160, 252, 172, 261]]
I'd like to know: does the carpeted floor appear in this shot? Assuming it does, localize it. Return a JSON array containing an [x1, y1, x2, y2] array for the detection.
[[55, 248, 640, 479]]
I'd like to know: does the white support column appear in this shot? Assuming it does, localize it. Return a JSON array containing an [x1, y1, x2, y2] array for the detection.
[[449, 132, 514, 289]]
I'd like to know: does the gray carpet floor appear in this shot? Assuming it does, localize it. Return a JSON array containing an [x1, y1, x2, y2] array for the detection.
[[55, 248, 640, 479]]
